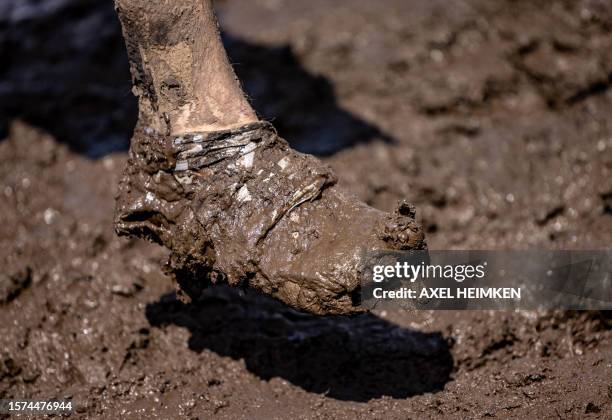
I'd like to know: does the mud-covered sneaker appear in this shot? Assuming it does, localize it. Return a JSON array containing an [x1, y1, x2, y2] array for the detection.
[[115, 121, 425, 314]]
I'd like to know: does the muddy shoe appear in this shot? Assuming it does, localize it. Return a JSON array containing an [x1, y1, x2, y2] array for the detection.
[[115, 122, 425, 314], [112, 0, 425, 314]]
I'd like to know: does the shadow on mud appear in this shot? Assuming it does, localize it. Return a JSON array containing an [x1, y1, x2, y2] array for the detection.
[[0, 0, 392, 157], [225, 34, 394, 155], [146, 286, 453, 402]]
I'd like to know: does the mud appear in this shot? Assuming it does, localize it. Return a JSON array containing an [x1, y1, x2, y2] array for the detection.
[[115, 121, 423, 315], [1, 0, 612, 418]]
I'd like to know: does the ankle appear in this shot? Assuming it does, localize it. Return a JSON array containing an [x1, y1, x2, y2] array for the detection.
[[115, 0, 258, 135]]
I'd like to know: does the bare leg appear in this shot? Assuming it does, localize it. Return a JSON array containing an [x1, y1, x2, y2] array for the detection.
[[114, 0, 425, 315], [115, 0, 256, 134]]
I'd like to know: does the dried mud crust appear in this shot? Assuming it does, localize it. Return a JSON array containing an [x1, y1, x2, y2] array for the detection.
[[115, 122, 424, 315]]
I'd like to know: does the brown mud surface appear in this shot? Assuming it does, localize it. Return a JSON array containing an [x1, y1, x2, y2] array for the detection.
[[2, 0, 612, 418]]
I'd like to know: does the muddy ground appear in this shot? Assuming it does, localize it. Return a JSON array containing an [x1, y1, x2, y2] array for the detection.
[[2, 0, 612, 418]]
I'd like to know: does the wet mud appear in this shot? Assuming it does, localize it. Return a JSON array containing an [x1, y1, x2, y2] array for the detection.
[[115, 121, 423, 315], [1, 0, 612, 418]]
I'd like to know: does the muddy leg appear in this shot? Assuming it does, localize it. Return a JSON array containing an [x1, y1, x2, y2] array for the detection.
[[113, 0, 426, 315], [114, 0, 257, 134]]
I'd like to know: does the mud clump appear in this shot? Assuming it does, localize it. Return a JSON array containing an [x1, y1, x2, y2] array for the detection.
[[0, 267, 31, 304]]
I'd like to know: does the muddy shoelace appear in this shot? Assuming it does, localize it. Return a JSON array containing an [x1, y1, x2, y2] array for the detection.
[[172, 122, 271, 172], [169, 121, 335, 244]]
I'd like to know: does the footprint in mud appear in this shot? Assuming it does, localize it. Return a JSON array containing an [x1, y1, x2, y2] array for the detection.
[[146, 286, 453, 401]]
